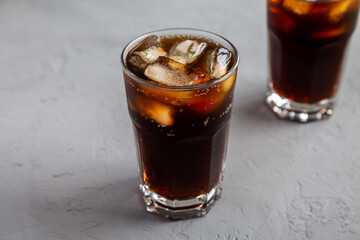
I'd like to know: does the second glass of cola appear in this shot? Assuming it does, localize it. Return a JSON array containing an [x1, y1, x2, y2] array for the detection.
[[267, 0, 360, 122]]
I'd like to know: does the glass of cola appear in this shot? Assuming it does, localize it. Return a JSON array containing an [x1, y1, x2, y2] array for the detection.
[[121, 28, 239, 220], [267, 0, 360, 122]]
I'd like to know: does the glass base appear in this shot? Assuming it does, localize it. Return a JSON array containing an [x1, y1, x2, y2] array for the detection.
[[266, 85, 335, 122], [140, 182, 222, 220]]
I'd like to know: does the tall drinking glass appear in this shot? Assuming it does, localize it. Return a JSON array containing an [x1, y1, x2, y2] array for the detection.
[[121, 28, 239, 220], [266, 0, 360, 122]]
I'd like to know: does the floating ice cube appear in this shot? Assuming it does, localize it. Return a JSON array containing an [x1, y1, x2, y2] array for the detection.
[[201, 48, 232, 79], [169, 40, 207, 65], [283, 0, 312, 15], [128, 46, 168, 70], [329, 0, 353, 22], [127, 35, 167, 71], [134, 46, 168, 63], [128, 53, 148, 70], [133, 35, 161, 51], [144, 57, 209, 86], [134, 97, 174, 127], [145, 101, 174, 127], [311, 26, 346, 38]]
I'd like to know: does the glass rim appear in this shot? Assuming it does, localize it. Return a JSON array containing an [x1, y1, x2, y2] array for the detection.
[[121, 28, 240, 91]]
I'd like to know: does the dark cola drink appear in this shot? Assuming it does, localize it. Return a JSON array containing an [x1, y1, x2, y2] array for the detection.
[[267, 0, 360, 121], [121, 29, 239, 219]]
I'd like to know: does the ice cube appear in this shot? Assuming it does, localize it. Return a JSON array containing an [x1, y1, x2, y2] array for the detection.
[[201, 48, 232, 79], [132, 35, 161, 52], [329, 0, 353, 22], [283, 0, 312, 15], [128, 46, 168, 70], [144, 56, 209, 86], [133, 97, 174, 127], [128, 53, 148, 70], [169, 40, 207, 65], [127, 35, 167, 71], [311, 25, 346, 38], [134, 46, 168, 63]]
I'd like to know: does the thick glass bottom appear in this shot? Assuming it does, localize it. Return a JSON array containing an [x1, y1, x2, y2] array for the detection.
[[266, 84, 335, 122], [140, 179, 223, 220]]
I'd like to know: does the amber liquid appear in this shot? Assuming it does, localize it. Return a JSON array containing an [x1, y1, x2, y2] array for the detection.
[[268, 0, 360, 103], [124, 36, 236, 200]]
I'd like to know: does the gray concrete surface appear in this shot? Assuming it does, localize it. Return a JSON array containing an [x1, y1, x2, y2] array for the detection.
[[0, 0, 360, 239]]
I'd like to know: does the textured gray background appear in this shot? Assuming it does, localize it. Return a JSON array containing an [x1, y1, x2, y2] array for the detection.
[[1, 0, 360, 239]]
